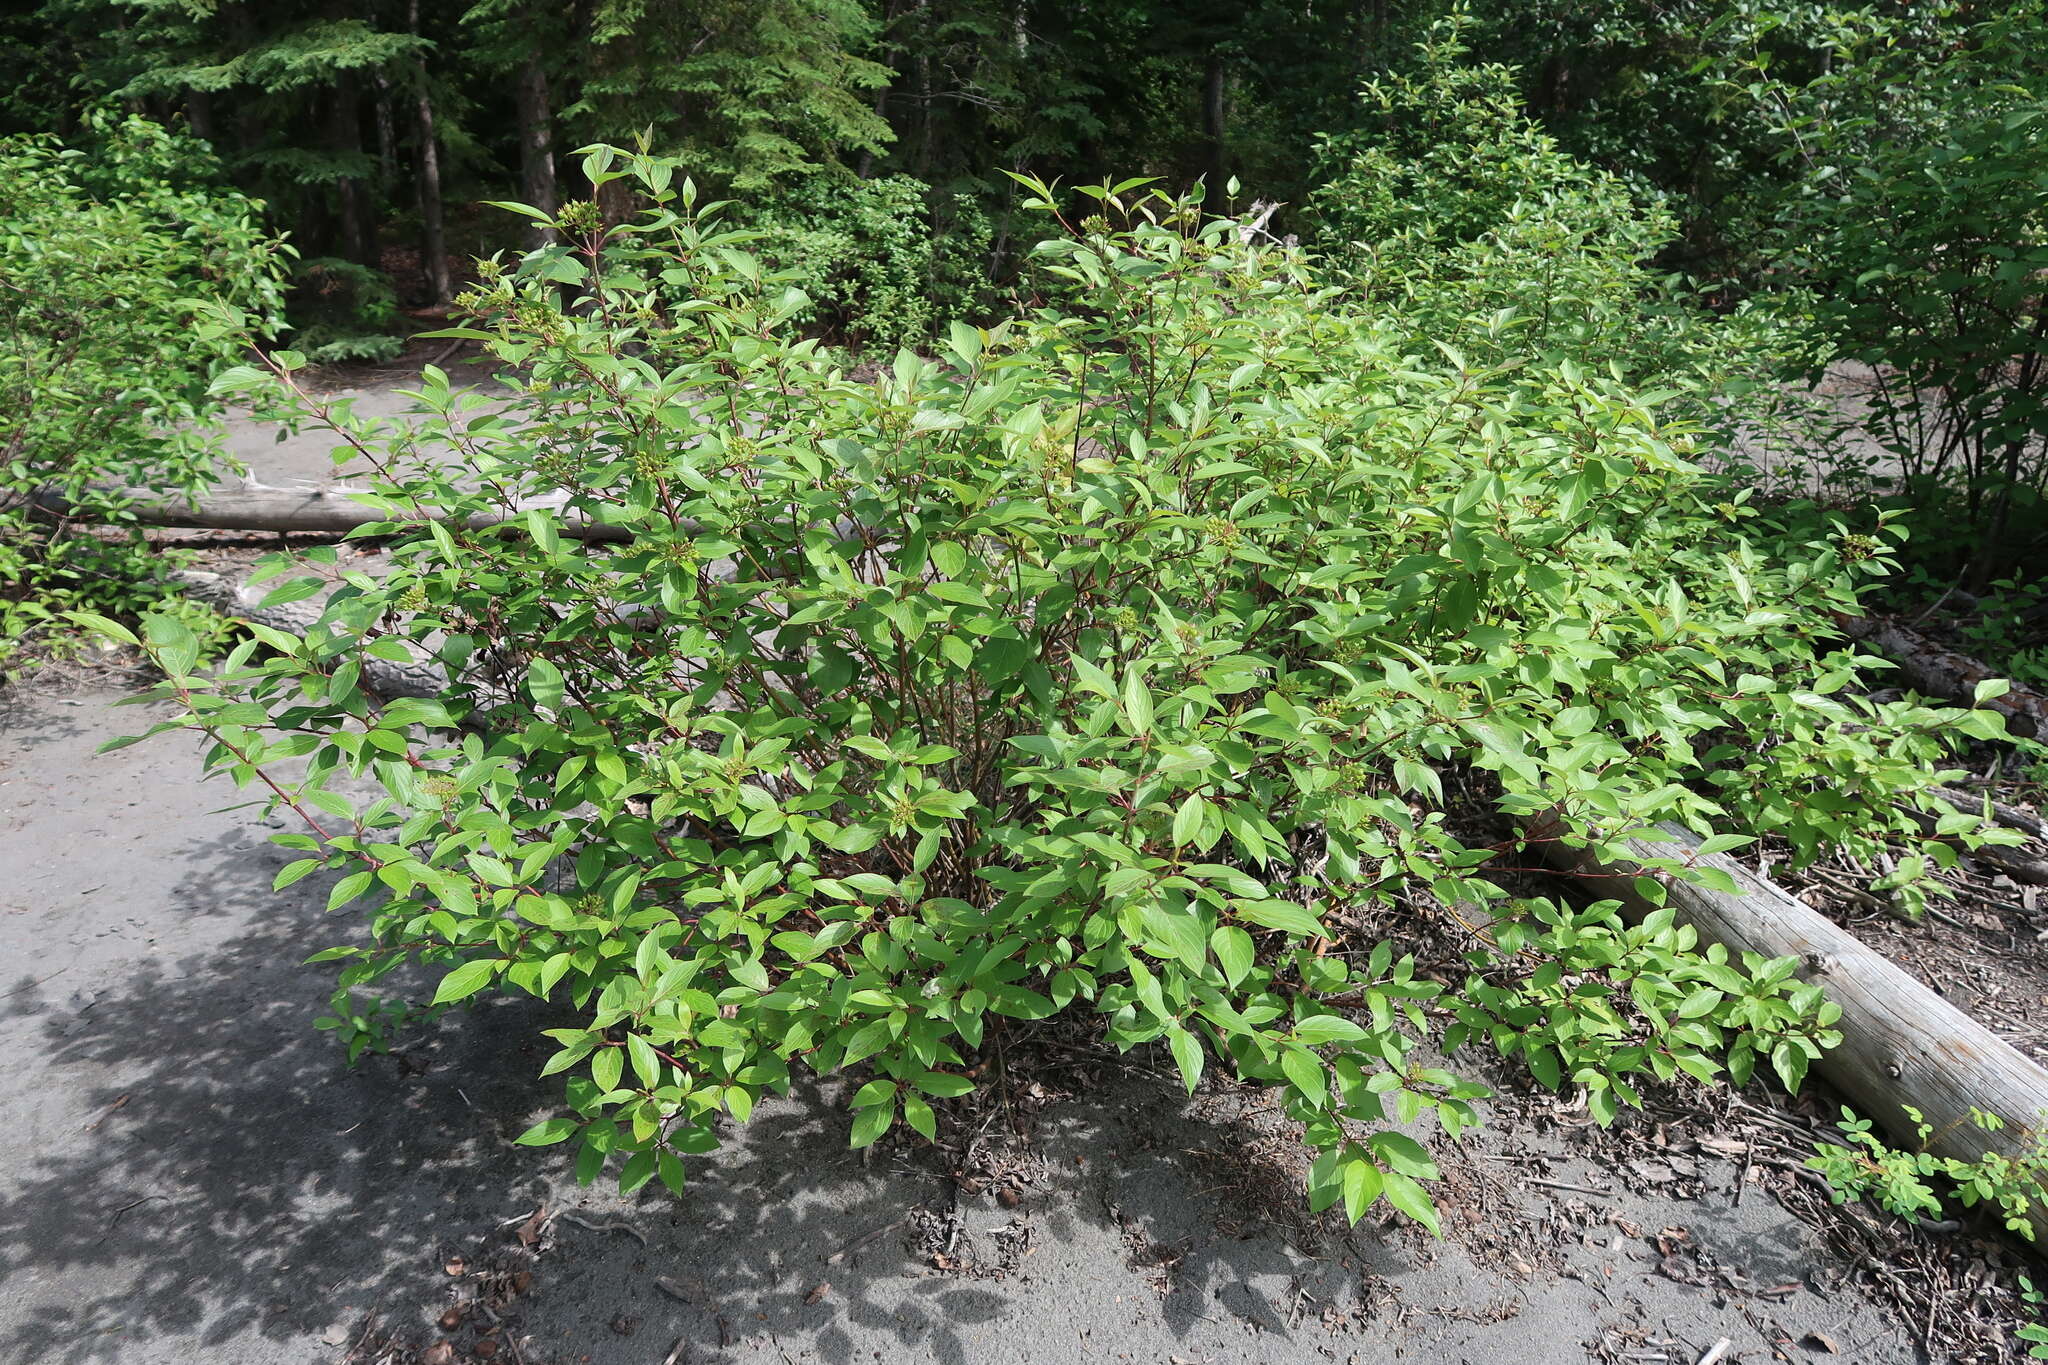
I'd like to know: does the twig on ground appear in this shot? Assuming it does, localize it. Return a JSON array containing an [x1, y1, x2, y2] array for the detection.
[[826, 1219, 906, 1265], [554, 1210, 649, 1245]]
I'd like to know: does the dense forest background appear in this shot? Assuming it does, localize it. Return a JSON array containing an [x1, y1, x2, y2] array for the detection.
[[5, 2, 2036, 346], [4, 0, 2047, 628]]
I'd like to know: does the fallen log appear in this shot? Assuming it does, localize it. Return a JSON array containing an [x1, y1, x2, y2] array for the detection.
[[1533, 818, 2048, 1244], [1931, 785, 2048, 840], [1842, 615, 2048, 739], [30, 480, 634, 543], [1897, 803, 2048, 886]]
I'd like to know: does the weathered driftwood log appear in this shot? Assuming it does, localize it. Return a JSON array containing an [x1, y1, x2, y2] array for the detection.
[[31, 480, 634, 542], [1534, 819, 2048, 1244], [1842, 615, 2048, 739]]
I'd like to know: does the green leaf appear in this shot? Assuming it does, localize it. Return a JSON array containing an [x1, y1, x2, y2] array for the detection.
[[1235, 900, 1325, 937], [1138, 899, 1209, 975], [1381, 1171, 1440, 1235], [1341, 1154, 1384, 1224], [515, 1117, 578, 1146], [1209, 926, 1254, 987], [144, 612, 201, 678], [849, 1097, 895, 1148], [1368, 1132, 1440, 1181], [64, 611, 138, 646], [1674, 987, 1723, 1019], [903, 1092, 937, 1141], [1771, 1040, 1810, 1093], [432, 958, 499, 1005], [931, 542, 968, 578], [273, 858, 322, 891], [1166, 1025, 1205, 1095], [483, 199, 558, 223], [915, 1071, 975, 1098], [1122, 666, 1154, 735], [1294, 1014, 1369, 1047], [1974, 678, 2012, 705], [627, 1033, 662, 1088], [618, 1150, 657, 1194], [527, 658, 565, 711], [851, 1078, 898, 1108], [1280, 1046, 1326, 1107], [841, 1018, 896, 1068]]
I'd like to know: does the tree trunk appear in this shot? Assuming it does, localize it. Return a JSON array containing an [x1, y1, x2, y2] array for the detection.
[[1204, 56, 1228, 202], [1841, 614, 2048, 739], [373, 72, 398, 188], [186, 90, 214, 144], [329, 75, 376, 268], [515, 52, 560, 249], [410, 0, 450, 305], [858, 0, 905, 180], [917, 0, 941, 180], [1535, 818, 2048, 1245]]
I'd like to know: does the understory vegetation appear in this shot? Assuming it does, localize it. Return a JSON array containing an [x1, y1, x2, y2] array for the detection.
[[7, 0, 2046, 1250], [0, 114, 284, 676]]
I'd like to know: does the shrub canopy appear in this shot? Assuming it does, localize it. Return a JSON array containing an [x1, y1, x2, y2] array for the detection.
[[131, 150, 2000, 1229]]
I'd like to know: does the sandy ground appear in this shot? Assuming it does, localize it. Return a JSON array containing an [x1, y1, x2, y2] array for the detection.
[[214, 351, 507, 489], [0, 693, 1922, 1365]]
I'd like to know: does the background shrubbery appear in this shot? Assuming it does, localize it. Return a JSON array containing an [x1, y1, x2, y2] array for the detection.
[[0, 114, 285, 674], [730, 171, 993, 347], [5, 4, 2043, 592]]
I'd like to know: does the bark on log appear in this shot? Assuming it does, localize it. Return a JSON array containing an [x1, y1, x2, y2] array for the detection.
[[1932, 785, 2048, 840], [1897, 802, 2048, 886], [1842, 615, 2048, 739], [1535, 819, 2048, 1244], [32, 481, 633, 543]]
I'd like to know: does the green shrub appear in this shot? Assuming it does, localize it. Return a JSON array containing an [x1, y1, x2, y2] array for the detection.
[[112, 150, 2006, 1230], [734, 171, 993, 346], [1710, 1, 2048, 580], [1306, 15, 1829, 469], [1808, 1104, 2048, 1242], [0, 112, 287, 673], [285, 256, 406, 366]]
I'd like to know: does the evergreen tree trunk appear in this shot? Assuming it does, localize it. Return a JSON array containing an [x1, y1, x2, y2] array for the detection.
[[374, 73, 399, 188], [414, 94, 449, 302], [330, 75, 376, 267], [186, 90, 213, 144], [858, 0, 905, 180], [1204, 56, 1228, 202], [410, 0, 450, 304], [515, 50, 560, 249]]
